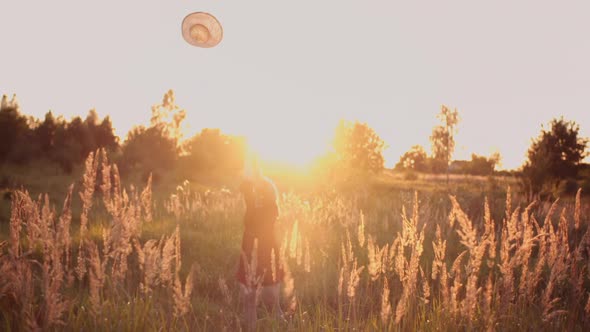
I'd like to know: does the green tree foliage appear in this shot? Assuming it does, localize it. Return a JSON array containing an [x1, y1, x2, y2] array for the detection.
[[85, 109, 118, 151], [35, 111, 58, 154], [522, 117, 588, 194], [183, 128, 246, 173], [120, 90, 186, 180], [0, 95, 118, 171], [121, 126, 178, 178], [121, 90, 247, 181], [0, 95, 30, 164], [395, 145, 428, 172], [332, 120, 385, 174], [449, 153, 501, 176], [149, 90, 186, 148], [468, 153, 500, 175], [430, 106, 460, 175], [50, 110, 118, 173]]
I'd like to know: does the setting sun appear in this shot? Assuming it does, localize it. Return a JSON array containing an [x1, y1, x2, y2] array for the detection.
[[183, 112, 339, 168], [242, 126, 331, 168]]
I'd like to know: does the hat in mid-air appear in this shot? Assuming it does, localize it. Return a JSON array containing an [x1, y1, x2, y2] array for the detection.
[[181, 12, 223, 48]]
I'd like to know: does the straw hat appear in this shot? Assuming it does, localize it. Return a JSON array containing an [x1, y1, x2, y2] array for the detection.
[[181, 12, 223, 48]]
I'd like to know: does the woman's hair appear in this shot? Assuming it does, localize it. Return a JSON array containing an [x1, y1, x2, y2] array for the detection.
[[243, 155, 262, 181], [264, 176, 280, 218]]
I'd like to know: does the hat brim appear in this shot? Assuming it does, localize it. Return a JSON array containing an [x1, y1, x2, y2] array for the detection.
[[181, 12, 223, 48]]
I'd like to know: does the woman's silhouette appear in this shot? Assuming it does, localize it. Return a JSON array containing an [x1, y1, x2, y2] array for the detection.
[[236, 157, 284, 329]]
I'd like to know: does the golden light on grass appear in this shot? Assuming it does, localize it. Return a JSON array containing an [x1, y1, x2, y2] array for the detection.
[[289, 220, 299, 259], [1, 149, 589, 330]]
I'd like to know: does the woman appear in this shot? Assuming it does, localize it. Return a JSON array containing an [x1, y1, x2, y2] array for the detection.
[[236, 160, 284, 329]]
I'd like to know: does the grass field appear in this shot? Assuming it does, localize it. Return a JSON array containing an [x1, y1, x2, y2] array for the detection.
[[1, 151, 589, 331]]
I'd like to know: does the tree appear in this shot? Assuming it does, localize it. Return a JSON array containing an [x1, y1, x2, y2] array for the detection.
[[35, 111, 58, 154], [332, 120, 386, 174], [84, 109, 118, 151], [122, 126, 177, 176], [183, 128, 246, 173], [37, 110, 119, 172], [430, 105, 460, 182], [469, 153, 500, 176], [0, 94, 31, 164], [522, 117, 588, 194], [150, 90, 186, 151], [94, 116, 119, 151], [0, 94, 119, 170], [51, 116, 88, 173], [450, 153, 501, 175], [396, 145, 428, 172], [120, 90, 186, 179]]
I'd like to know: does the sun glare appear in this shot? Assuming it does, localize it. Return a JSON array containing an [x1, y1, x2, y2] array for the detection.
[[244, 127, 331, 168], [247, 134, 327, 168]]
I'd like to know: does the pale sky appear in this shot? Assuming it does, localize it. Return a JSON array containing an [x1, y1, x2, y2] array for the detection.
[[1, 1, 589, 170]]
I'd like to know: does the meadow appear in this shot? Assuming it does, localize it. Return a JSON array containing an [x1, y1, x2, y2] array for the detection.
[[1, 150, 589, 331]]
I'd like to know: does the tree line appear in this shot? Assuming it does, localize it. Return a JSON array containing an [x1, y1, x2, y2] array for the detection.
[[0, 92, 245, 184], [332, 105, 588, 197], [392, 106, 503, 177], [0, 95, 117, 172], [0, 92, 588, 195]]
